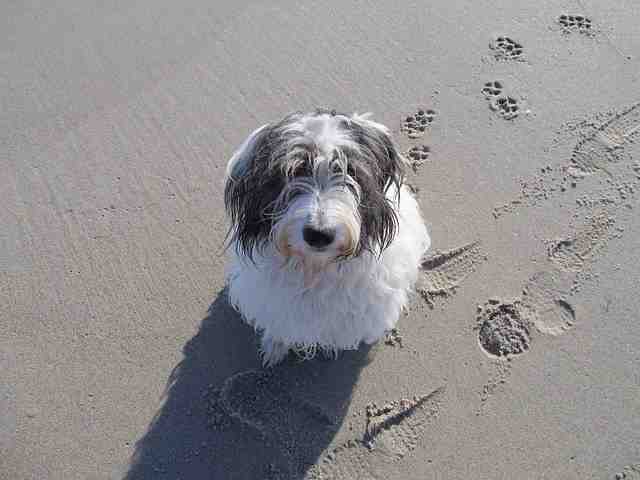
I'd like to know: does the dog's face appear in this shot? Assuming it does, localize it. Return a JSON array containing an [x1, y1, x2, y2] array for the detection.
[[224, 109, 406, 286]]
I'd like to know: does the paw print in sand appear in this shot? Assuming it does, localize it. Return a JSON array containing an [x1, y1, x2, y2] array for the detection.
[[558, 14, 593, 33], [402, 109, 436, 138], [405, 145, 430, 172], [481, 81, 503, 99], [492, 96, 520, 120], [482, 81, 520, 119], [492, 37, 524, 60]]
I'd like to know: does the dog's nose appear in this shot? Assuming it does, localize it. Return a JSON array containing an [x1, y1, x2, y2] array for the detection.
[[303, 226, 336, 249]]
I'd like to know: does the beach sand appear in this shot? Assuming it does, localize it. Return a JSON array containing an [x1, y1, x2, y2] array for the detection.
[[2, 0, 639, 478]]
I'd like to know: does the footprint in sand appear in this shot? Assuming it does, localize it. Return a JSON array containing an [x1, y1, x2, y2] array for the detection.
[[477, 207, 621, 362], [494, 102, 640, 217], [547, 213, 614, 273], [417, 241, 486, 308], [306, 387, 445, 480], [207, 369, 336, 477], [483, 104, 640, 358], [476, 268, 579, 360], [520, 270, 576, 336], [476, 300, 531, 357], [475, 284, 571, 360], [362, 388, 444, 457], [568, 103, 640, 178]]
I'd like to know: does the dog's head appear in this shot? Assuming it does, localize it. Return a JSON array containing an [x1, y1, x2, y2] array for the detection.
[[224, 109, 406, 286]]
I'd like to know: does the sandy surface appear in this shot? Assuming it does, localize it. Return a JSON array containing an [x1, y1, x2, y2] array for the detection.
[[2, 0, 640, 478]]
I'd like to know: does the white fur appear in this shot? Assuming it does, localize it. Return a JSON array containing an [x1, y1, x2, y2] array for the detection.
[[284, 112, 359, 155], [226, 184, 430, 366]]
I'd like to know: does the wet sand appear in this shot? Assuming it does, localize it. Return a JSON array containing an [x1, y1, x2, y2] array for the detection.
[[2, 0, 640, 478]]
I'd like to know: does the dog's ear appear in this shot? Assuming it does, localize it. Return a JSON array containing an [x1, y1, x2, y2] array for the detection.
[[225, 124, 270, 182], [349, 113, 407, 193], [347, 113, 407, 254], [224, 124, 276, 257]]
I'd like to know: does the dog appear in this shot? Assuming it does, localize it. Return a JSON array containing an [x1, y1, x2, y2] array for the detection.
[[224, 109, 430, 366]]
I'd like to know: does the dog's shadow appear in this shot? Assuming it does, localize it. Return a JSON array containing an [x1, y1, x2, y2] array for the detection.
[[125, 289, 371, 479]]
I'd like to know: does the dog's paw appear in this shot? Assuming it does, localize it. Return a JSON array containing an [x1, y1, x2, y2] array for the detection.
[[260, 337, 291, 367]]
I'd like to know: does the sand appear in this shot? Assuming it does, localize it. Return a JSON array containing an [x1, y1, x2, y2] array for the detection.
[[2, 0, 639, 478]]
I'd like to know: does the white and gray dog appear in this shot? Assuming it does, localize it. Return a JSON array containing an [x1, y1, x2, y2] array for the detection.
[[224, 109, 430, 366]]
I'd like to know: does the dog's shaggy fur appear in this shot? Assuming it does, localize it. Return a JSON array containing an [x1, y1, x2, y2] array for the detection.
[[224, 109, 430, 366]]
